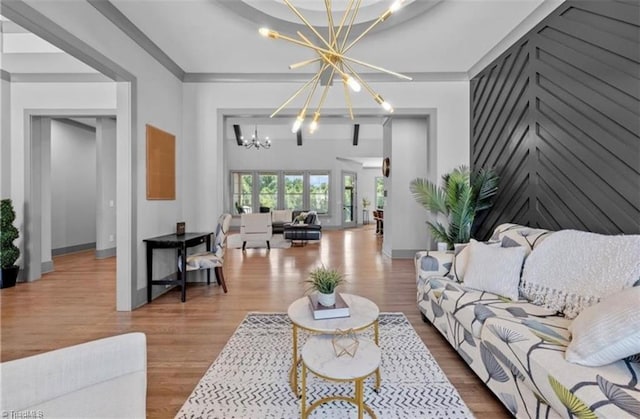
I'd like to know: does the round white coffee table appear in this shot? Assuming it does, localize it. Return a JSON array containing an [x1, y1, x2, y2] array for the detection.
[[287, 293, 380, 396], [301, 334, 381, 419]]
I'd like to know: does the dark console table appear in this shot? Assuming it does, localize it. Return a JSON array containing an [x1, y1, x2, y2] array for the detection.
[[144, 232, 212, 303]]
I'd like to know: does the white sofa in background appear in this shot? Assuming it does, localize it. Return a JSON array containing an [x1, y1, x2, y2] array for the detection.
[[416, 224, 640, 418], [0, 332, 147, 418]]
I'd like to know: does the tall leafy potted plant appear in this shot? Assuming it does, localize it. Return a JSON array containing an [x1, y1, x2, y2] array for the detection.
[[305, 265, 345, 307], [409, 165, 499, 250], [1, 199, 20, 288]]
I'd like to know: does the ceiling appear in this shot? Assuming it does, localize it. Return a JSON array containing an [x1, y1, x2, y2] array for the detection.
[[1, 0, 553, 151]]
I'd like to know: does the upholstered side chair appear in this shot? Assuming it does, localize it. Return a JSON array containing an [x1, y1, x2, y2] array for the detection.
[[184, 213, 232, 293], [240, 213, 273, 251]]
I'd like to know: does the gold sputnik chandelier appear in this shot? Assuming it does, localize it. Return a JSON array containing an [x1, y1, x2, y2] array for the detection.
[[259, 0, 412, 134]]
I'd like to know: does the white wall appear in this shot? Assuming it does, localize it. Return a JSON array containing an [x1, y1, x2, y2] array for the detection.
[[10, 82, 116, 279], [1, 79, 10, 198], [182, 80, 470, 238], [50, 119, 97, 250], [386, 118, 431, 257], [96, 117, 117, 255], [18, 1, 184, 309]]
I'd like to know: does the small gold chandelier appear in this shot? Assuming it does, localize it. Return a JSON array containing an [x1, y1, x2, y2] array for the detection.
[[259, 0, 412, 134]]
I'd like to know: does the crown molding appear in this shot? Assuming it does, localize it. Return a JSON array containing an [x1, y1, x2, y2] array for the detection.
[[0, 0, 134, 82], [467, 0, 564, 80], [8, 72, 113, 83], [184, 72, 468, 83], [87, 0, 185, 81]]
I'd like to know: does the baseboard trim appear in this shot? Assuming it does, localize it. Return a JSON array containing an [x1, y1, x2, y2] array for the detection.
[[95, 247, 116, 259], [391, 249, 421, 259], [52, 242, 96, 256], [41, 260, 54, 274]]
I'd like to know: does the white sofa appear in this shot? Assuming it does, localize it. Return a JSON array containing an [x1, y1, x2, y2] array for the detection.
[[416, 224, 640, 418], [0, 333, 147, 418]]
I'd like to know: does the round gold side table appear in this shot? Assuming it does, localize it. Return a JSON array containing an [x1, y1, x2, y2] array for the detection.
[[300, 334, 381, 419]]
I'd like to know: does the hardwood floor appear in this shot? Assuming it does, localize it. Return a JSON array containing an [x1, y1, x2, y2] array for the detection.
[[1, 226, 509, 418]]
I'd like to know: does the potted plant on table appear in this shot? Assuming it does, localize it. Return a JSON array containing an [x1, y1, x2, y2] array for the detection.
[[1, 198, 21, 288], [305, 265, 345, 307], [409, 165, 499, 250]]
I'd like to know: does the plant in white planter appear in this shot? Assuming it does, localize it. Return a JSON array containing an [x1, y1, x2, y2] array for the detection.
[[305, 265, 345, 307], [1, 198, 20, 288]]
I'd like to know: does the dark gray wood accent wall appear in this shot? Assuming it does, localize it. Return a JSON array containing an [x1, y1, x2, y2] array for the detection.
[[471, 0, 640, 238]]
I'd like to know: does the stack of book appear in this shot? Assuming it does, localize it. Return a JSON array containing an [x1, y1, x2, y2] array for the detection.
[[308, 293, 350, 320]]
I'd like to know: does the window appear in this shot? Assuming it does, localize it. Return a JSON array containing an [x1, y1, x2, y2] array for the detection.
[[258, 173, 278, 211], [232, 172, 253, 214], [230, 171, 330, 215], [284, 173, 304, 210], [309, 174, 329, 214], [375, 177, 385, 208]]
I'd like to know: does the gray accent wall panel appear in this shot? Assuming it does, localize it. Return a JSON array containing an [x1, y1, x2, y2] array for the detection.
[[471, 0, 640, 238]]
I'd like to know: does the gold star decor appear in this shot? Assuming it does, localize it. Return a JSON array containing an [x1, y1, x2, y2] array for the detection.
[[332, 328, 360, 358], [259, 0, 412, 134]]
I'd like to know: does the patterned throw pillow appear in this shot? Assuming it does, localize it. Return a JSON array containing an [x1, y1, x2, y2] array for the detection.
[[491, 223, 553, 257]]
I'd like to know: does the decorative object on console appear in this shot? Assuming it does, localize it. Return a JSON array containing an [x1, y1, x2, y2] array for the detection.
[[176, 221, 185, 235], [410, 165, 499, 250], [0, 198, 20, 288], [308, 292, 350, 320], [258, 0, 411, 133], [242, 125, 271, 149], [305, 265, 345, 307], [332, 328, 359, 358], [566, 286, 640, 367], [520, 229, 640, 319]]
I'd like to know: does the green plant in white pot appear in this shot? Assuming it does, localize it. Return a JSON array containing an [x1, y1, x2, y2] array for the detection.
[[410, 165, 499, 250], [305, 265, 345, 307], [1, 198, 20, 288]]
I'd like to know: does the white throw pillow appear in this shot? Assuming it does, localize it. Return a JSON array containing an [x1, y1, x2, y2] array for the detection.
[[463, 241, 526, 301], [565, 286, 640, 367], [452, 239, 500, 282]]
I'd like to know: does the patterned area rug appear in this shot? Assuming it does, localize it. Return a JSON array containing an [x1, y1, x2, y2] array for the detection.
[[176, 313, 474, 418], [227, 234, 292, 249]]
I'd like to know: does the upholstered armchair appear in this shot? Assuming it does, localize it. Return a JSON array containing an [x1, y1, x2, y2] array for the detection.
[[240, 213, 273, 250], [184, 213, 232, 292]]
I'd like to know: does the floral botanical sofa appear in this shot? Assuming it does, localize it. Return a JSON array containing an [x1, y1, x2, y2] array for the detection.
[[415, 224, 640, 418]]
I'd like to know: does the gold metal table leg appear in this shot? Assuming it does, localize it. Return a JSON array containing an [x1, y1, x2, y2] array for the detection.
[[301, 362, 307, 418], [374, 319, 381, 391], [356, 379, 364, 419], [290, 324, 299, 397]]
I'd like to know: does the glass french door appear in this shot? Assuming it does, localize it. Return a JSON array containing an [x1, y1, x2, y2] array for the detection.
[[342, 171, 357, 228]]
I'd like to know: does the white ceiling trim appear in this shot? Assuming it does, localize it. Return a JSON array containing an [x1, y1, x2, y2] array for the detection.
[[184, 71, 469, 83], [467, 0, 564, 79], [8, 72, 113, 83], [87, 0, 185, 80]]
